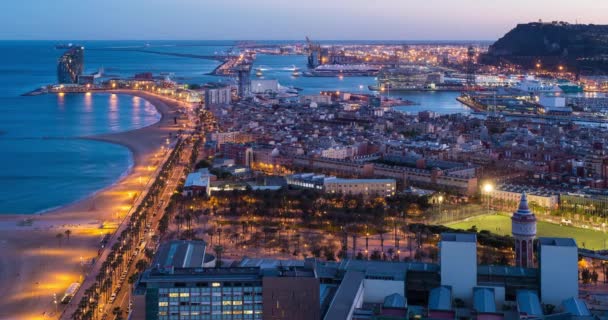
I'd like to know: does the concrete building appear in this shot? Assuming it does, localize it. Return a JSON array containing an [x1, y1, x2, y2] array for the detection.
[[209, 132, 253, 148], [203, 82, 231, 108], [511, 193, 537, 268], [262, 277, 321, 320], [133, 235, 582, 320], [183, 169, 216, 197], [220, 143, 254, 167], [286, 173, 396, 197], [538, 238, 578, 306], [132, 240, 218, 319], [539, 94, 566, 108], [319, 146, 358, 160], [250, 79, 279, 94], [292, 156, 478, 196], [299, 95, 332, 106], [489, 185, 559, 211], [439, 233, 477, 305], [324, 271, 365, 320]]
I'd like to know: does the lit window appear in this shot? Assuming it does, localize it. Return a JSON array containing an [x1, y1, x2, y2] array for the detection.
[[212, 282, 221, 287], [179, 293, 190, 298], [169, 293, 179, 298], [222, 301, 232, 306], [159, 302, 169, 307]]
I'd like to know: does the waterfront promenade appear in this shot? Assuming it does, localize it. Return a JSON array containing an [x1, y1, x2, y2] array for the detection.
[[0, 90, 187, 320]]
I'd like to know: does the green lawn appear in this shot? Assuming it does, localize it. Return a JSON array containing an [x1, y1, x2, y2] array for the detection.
[[445, 214, 608, 250]]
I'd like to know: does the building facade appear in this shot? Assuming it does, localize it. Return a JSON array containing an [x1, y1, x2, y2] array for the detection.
[[324, 178, 396, 198], [57, 47, 84, 84], [204, 83, 232, 107]]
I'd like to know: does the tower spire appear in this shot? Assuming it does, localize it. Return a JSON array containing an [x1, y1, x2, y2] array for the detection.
[[516, 192, 531, 214], [512, 192, 537, 268]]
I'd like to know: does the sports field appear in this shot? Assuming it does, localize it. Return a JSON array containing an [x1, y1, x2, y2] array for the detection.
[[445, 214, 608, 250]]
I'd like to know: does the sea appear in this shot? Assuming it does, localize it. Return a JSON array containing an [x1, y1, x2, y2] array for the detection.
[[0, 40, 469, 214]]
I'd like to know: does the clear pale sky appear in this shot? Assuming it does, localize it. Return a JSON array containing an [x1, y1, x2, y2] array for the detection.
[[1, 0, 606, 40]]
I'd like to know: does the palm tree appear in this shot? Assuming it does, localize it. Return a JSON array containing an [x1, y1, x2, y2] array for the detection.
[[175, 214, 183, 235], [56, 233, 64, 247], [206, 229, 215, 246], [135, 259, 148, 273], [65, 229, 72, 242], [213, 245, 224, 268], [217, 227, 223, 246], [112, 307, 123, 319], [184, 212, 193, 234]]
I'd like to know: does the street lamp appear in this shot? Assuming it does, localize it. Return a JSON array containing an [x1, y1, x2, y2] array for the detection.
[[483, 183, 494, 215]]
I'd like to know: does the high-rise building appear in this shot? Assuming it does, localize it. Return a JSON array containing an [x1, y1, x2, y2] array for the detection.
[[466, 45, 476, 87], [511, 192, 537, 268], [236, 66, 251, 98], [57, 47, 84, 84]]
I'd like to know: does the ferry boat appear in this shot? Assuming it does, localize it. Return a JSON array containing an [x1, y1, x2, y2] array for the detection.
[[304, 64, 381, 77], [255, 68, 263, 77], [557, 79, 583, 93]]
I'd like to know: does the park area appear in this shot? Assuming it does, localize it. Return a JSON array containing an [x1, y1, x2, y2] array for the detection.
[[445, 214, 608, 250]]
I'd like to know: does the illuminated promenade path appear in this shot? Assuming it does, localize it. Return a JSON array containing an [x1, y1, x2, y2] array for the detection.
[[56, 91, 194, 320]]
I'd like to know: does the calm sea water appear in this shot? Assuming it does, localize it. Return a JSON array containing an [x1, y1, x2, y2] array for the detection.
[[0, 41, 467, 214]]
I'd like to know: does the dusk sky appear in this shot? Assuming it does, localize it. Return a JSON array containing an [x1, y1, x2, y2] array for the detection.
[[2, 0, 607, 40]]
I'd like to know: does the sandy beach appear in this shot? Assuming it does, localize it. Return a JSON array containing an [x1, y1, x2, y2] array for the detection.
[[0, 90, 187, 320]]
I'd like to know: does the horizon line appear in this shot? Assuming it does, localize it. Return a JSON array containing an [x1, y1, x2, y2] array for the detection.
[[0, 39, 497, 42]]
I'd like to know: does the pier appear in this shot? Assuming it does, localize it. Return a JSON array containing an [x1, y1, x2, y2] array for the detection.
[[88, 47, 234, 61]]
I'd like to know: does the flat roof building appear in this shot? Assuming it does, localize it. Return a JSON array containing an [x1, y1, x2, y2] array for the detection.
[[440, 233, 477, 305], [539, 238, 578, 307], [133, 235, 581, 320]]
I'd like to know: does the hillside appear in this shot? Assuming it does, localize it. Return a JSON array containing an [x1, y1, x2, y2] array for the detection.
[[481, 22, 608, 73]]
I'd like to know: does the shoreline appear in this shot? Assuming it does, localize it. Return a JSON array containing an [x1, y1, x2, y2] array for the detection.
[[38, 90, 178, 217], [0, 91, 172, 218], [0, 89, 186, 319]]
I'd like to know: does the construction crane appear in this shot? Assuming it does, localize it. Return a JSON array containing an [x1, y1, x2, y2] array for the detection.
[[306, 36, 323, 68]]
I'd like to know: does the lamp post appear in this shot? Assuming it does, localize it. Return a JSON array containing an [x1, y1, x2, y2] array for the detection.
[[483, 183, 494, 215]]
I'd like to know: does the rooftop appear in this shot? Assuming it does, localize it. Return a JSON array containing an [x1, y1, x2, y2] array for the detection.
[[324, 271, 365, 320], [516, 290, 543, 317], [538, 237, 577, 247], [562, 297, 591, 317], [473, 287, 497, 313], [184, 169, 214, 188], [441, 232, 477, 243], [152, 240, 213, 269], [429, 286, 452, 311]]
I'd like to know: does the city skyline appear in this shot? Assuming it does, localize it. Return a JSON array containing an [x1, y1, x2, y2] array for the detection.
[[2, 0, 608, 40], [2, 2, 608, 318]]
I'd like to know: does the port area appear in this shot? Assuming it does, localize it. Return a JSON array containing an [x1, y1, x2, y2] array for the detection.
[[211, 51, 255, 76], [458, 94, 608, 124], [456, 94, 486, 111]]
